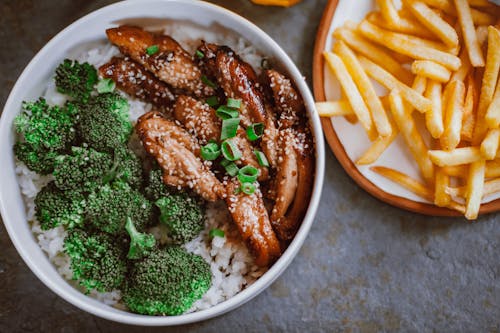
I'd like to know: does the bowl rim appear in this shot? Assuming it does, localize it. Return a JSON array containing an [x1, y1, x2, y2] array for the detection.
[[0, 0, 325, 326], [312, 0, 498, 217]]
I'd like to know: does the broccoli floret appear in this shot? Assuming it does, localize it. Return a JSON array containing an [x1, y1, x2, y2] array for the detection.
[[14, 99, 77, 174], [144, 168, 169, 201], [125, 217, 156, 260], [87, 181, 153, 235], [64, 229, 126, 293], [123, 246, 211, 315], [77, 93, 132, 152], [112, 148, 144, 189], [55, 59, 98, 103], [35, 182, 85, 230], [155, 194, 204, 245], [53, 146, 113, 192]]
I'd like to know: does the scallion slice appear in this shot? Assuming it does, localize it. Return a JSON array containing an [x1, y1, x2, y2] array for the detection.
[[96, 78, 116, 93], [195, 50, 205, 59], [246, 123, 265, 141], [216, 106, 239, 120], [227, 98, 241, 109], [221, 159, 239, 176], [200, 142, 221, 161], [201, 75, 217, 88], [220, 118, 240, 140], [240, 182, 256, 195], [209, 228, 225, 238], [146, 45, 159, 55], [254, 150, 269, 167], [238, 165, 259, 183], [206, 96, 219, 107], [221, 139, 242, 161]]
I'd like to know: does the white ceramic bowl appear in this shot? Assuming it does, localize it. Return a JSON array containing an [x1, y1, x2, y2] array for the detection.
[[0, 0, 325, 326]]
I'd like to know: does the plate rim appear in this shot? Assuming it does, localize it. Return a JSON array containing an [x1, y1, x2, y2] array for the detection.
[[312, 0, 500, 217]]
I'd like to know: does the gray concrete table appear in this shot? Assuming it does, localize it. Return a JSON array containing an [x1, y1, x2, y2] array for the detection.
[[0, 1, 498, 332]]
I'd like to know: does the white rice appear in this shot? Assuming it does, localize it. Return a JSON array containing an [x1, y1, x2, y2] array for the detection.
[[15, 26, 267, 313]]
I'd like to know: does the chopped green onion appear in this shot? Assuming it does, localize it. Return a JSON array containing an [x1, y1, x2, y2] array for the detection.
[[206, 96, 219, 107], [254, 150, 269, 167], [220, 118, 240, 140], [240, 182, 256, 195], [227, 98, 242, 109], [221, 159, 239, 176], [209, 228, 225, 238], [146, 45, 159, 55], [200, 142, 221, 161], [246, 123, 265, 141], [216, 105, 239, 120], [195, 50, 205, 59], [221, 139, 242, 161], [201, 75, 217, 88], [96, 78, 116, 93], [238, 165, 259, 183], [261, 58, 271, 70]]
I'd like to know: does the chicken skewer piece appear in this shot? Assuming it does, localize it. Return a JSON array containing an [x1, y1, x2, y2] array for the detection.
[[99, 57, 176, 108], [106, 26, 214, 97], [136, 111, 222, 201], [225, 178, 281, 267], [196, 42, 279, 167]]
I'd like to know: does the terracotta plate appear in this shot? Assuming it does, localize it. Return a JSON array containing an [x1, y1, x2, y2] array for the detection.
[[312, 0, 500, 216]]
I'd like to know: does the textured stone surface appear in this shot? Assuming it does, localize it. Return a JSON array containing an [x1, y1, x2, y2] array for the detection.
[[0, 1, 499, 332]]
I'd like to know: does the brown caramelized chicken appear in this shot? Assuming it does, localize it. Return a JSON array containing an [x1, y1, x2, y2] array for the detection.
[[136, 111, 222, 202], [225, 179, 281, 267], [99, 57, 175, 108], [106, 26, 213, 97]]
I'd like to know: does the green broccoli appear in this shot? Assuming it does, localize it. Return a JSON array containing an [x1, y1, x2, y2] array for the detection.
[[108, 148, 144, 189], [125, 217, 156, 260], [155, 194, 204, 245], [55, 59, 98, 103], [144, 168, 169, 201], [35, 182, 86, 230], [53, 146, 113, 192], [14, 99, 78, 174], [76, 93, 132, 152], [64, 229, 127, 293], [123, 246, 211, 315], [86, 181, 153, 235]]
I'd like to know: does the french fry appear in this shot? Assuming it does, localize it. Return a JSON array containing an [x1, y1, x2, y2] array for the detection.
[[407, 0, 459, 47], [450, 47, 472, 82], [371, 166, 433, 200], [485, 77, 500, 128], [316, 100, 353, 117], [359, 56, 433, 113], [334, 41, 392, 137], [480, 128, 500, 160], [419, 0, 497, 25], [356, 130, 399, 165], [428, 146, 482, 166], [446, 178, 500, 197], [367, 10, 436, 39], [454, 0, 485, 67], [333, 27, 413, 83], [389, 89, 435, 182], [435, 167, 451, 206], [465, 159, 486, 219], [441, 80, 466, 150], [469, 10, 497, 26], [411, 60, 452, 82], [474, 27, 500, 142], [376, 0, 400, 26], [475, 25, 490, 46], [461, 74, 477, 141], [324, 52, 377, 140], [443, 159, 500, 178], [425, 80, 444, 138], [358, 20, 461, 70]]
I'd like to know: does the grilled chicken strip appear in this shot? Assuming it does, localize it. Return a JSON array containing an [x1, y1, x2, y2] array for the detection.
[[174, 95, 269, 180], [197, 42, 279, 167], [99, 57, 175, 108], [225, 179, 281, 267], [136, 111, 222, 201], [106, 26, 213, 97]]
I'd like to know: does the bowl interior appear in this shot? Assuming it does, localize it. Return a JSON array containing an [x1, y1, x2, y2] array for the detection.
[[0, 0, 325, 326]]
